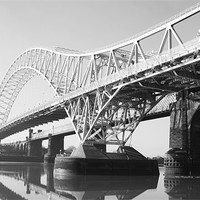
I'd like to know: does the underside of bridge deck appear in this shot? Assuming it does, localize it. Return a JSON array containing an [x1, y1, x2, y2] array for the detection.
[[0, 106, 67, 140]]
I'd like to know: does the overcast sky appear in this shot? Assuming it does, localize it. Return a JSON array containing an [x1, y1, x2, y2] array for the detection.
[[1, 0, 200, 157]]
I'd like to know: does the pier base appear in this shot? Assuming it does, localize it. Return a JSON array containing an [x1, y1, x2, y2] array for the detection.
[[54, 144, 159, 178], [164, 148, 200, 177], [165, 92, 200, 176], [164, 148, 190, 176]]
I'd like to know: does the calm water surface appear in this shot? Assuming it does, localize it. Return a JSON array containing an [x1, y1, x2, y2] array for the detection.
[[0, 163, 199, 200]]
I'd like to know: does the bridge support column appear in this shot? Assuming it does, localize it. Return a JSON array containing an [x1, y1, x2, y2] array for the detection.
[[44, 134, 64, 163], [165, 91, 200, 176], [27, 140, 42, 157], [27, 129, 42, 157]]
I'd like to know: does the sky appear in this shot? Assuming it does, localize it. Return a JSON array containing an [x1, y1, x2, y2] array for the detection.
[[0, 0, 200, 157]]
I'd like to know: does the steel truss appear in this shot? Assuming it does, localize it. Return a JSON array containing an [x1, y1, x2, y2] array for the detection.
[[0, 3, 200, 145]]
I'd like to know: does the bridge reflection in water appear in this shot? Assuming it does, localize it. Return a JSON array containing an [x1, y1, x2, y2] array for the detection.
[[54, 175, 158, 200], [0, 162, 160, 200], [0, 163, 200, 199], [164, 177, 200, 200]]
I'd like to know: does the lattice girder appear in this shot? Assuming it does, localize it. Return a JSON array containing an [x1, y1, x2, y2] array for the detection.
[[0, 3, 200, 143], [0, 69, 36, 124], [63, 83, 169, 145]]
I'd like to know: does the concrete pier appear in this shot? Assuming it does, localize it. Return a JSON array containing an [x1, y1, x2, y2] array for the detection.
[[27, 139, 42, 157], [44, 134, 64, 163], [27, 129, 42, 157], [54, 143, 159, 177], [165, 91, 200, 176]]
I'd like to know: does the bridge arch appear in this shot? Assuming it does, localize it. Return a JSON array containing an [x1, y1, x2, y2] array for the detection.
[[0, 3, 200, 145], [0, 48, 71, 125]]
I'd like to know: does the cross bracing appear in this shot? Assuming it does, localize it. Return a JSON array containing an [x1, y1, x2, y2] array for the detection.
[[0, 3, 200, 145]]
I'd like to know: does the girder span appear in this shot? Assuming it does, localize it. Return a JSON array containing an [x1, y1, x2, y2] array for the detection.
[[0, 3, 200, 145]]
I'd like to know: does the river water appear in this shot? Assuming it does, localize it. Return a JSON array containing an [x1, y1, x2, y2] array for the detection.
[[0, 163, 199, 200]]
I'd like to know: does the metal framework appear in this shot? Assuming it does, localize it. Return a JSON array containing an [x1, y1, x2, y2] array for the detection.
[[0, 3, 200, 145]]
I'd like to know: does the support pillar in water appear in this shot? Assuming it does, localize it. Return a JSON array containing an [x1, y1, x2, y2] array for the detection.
[[165, 91, 200, 176], [27, 129, 42, 157], [44, 134, 64, 163]]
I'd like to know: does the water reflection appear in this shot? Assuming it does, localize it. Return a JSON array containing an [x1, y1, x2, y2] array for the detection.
[[0, 163, 159, 200], [54, 175, 158, 199], [164, 177, 200, 200], [1, 163, 200, 199]]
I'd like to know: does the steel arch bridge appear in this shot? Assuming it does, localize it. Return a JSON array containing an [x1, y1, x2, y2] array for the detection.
[[0, 3, 200, 146]]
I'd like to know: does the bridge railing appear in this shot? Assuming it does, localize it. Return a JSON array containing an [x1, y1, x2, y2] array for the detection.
[[5, 96, 64, 126], [92, 37, 200, 93], [134, 36, 199, 76], [147, 38, 199, 69], [31, 123, 74, 140]]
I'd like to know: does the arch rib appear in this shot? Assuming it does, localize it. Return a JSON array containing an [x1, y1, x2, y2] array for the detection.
[[0, 3, 199, 145]]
